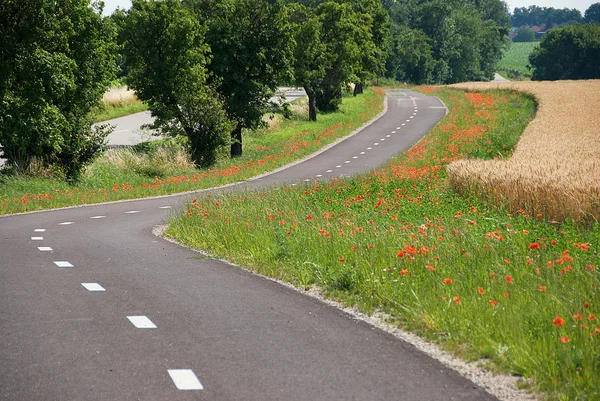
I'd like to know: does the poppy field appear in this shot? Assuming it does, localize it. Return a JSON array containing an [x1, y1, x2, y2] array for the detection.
[[0, 89, 383, 215], [166, 87, 600, 400]]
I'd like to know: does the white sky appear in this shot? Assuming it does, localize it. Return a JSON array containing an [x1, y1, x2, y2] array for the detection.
[[99, 0, 596, 16]]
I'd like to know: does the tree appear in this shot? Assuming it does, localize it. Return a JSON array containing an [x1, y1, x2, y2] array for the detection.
[[530, 24, 600, 80], [314, 1, 364, 112], [120, 0, 232, 168], [385, 25, 434, 84], [0, 0, 116, 182], [513, 27, 536, 42], [344, 0, 391, 95], [585, 3, 600, 24], [288, 4, 328, 121], [184, 0, 293, 157]]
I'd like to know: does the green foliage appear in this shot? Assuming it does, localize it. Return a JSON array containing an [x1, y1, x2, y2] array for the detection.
[[0, 0, 117, 183], [511, 5, 583, 28], [530, 24, 600, 81], [185, 0, 293, 157], [120, 0, 232, 168], [585, 3, 600, 24], [313, 1, 365, 112], [383, 0, 509, 84], [386, 25, 434, 84], [513, 27, 536, 42]]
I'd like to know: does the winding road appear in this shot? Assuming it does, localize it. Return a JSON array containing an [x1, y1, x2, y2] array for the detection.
[[0, 90, 500, 400]]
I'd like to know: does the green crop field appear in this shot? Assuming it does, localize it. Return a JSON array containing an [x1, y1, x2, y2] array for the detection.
[[497, 42, 539, 80]]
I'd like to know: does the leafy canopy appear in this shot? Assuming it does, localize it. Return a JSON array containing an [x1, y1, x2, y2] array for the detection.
[[120, 0, 232, 168], [0, 0, 116, 182]]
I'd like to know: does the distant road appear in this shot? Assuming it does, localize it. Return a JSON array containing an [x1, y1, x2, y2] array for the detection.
[[493, 73, 510, 82], [103, 87, 307, 147]]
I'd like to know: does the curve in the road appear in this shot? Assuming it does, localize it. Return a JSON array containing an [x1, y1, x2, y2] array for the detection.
[[1, 90, 501, 401]]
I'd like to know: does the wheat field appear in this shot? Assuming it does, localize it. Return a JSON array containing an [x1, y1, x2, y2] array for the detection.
[[448, 80, 600, 223]]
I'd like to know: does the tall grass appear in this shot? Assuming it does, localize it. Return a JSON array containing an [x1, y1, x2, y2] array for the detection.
[[166, 87, 600, 400], [92, 86, 148, 122], [449, 80, 600, 224]]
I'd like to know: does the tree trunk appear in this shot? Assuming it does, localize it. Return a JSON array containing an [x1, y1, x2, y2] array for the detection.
[[305, 87, 317, 122], [230, 125, 242, 157], [353, 83, 364, 96]]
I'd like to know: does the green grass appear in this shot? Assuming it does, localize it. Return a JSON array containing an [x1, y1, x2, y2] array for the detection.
[[0, 88, 384, 214], [92, 102, 149, 123], [166, 87, 600, 400], [497, 42, 539, 80]]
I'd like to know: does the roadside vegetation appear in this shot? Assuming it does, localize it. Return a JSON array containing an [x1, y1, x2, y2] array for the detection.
[[92, 87, 148, 123], [0, 88, 382, 214], [166, 87, 599, 400], [496, 42, 537, 80], [449, 80, 600, 224]]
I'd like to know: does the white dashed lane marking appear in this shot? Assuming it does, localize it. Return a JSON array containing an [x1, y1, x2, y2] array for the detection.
[[367, 147, 372, 150], [59, 222, 74, 225], [316, 174, 322, 178], [125, 211, 140, 214], [336, 165, 342, 168], [127, 316, 157, 329], [90, 216, 106, 219], [38, 247, 53, 252], [168, 369, 204, 391], [159, 206, 172, 209], [81, 283, 106, 292], [54, 261, 74, 268], [326, 170, 333, 173], [34, 229, 45, 232], [345, 161, 351, 164], [31, 237, 43, 241], [353, 156, 358, 159], [360, 152, 365, 155]]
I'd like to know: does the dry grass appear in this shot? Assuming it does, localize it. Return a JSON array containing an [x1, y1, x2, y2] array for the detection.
[[95, 147, 195, 178], [102, 87, 138, 107], [448, 80, 600, 223]]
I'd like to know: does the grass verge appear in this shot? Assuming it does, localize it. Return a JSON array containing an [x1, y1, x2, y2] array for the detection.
[[92, 102, 149, 123], [165, 87, 600, 400], [0, 88, 384, 214]]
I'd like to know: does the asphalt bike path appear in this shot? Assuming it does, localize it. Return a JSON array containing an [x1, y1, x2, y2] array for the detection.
[[0, 90, 499, 400]]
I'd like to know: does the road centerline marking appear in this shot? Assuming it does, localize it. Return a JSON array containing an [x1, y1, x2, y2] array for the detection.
[[59, 222, 74, 226], [168, 369, 203, 391], [81, 283, 106, 292], [125, 211, 140, 214], [31, 237, 44, 241], [38, 247, 53, 252], [54, 261, 74, 268], [90, 216, 106, 219], [34, 229, 46, 232], [127, 316, 157, 329]]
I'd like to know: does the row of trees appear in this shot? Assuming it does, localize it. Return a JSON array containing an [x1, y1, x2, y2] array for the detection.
[[383, 0, 510, 84], [529, 23, 600, 81], [511, 4, 600, 28], [1, 0, 524, 183]]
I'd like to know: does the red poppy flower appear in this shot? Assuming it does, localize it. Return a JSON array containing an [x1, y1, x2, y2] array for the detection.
[[400, 269, 409, 275], [528, 242, 540, 250], [553, 316, 565, 327], [477, 287, 485, 295], [559, 337, 570, 343], [339, 258, 345, 263], [505, 275, 513, 284], [443, 278, 452, 285]]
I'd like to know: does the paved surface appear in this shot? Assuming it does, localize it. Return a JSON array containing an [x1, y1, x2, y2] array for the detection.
[[0, 90, 499, 400], [493, 73, 510, 82]]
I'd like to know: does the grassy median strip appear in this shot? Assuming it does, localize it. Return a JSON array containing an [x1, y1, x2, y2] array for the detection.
[[166, 87, 600, 400], [0, 88, 383, 214]]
